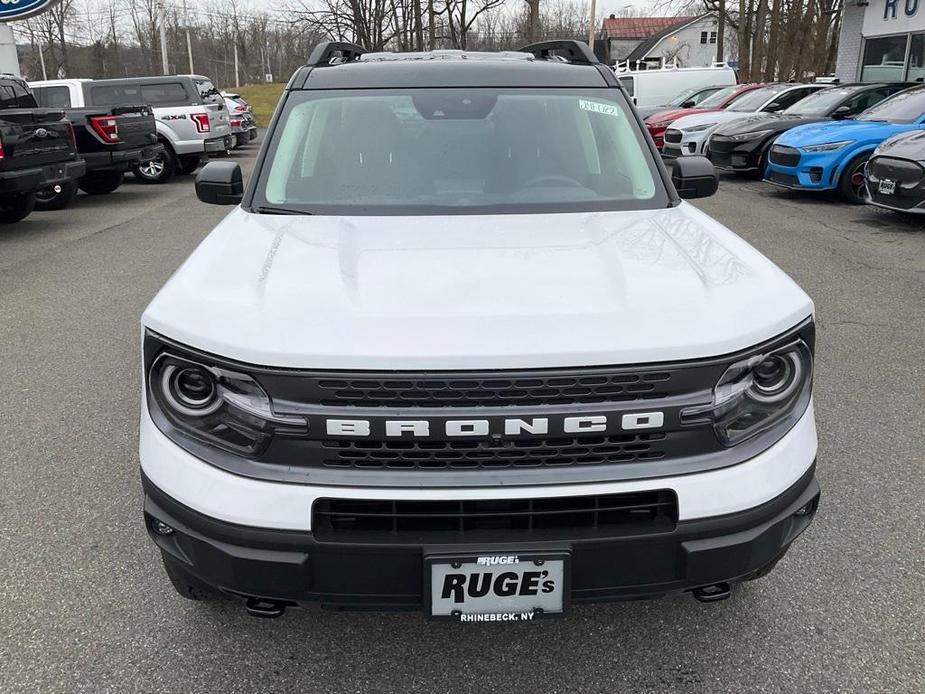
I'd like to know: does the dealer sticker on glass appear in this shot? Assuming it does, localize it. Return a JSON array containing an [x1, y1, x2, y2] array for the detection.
[[428, 553, 567, 621]]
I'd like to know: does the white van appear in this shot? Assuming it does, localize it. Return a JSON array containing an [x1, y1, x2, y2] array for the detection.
[[616, 65, 738, 108]]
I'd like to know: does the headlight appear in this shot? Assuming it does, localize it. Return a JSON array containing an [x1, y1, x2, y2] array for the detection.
[[148, 351, 307, 456], [728, 129, 774, 142], [802, 140, 854, 152], [684, 122, 717, 133], [682, 338, 813, 447], [648, 120, 672, 129]]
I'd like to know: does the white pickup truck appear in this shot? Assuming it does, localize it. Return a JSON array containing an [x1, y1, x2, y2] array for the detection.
[[31, 75, 233, 184]]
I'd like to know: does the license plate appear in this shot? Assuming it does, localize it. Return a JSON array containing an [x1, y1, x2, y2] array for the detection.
[[879, 178, 896, 195], [427, 552, 567, 621]]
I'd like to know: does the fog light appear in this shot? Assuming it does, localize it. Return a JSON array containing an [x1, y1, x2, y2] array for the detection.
[[152, 519, 175, 536], [809, 167, 823, 183]]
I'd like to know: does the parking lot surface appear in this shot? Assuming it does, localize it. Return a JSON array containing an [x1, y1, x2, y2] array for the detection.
[[1, 147, 923, 693]]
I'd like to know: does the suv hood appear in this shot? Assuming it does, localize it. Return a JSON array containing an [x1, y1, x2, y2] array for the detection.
[[143, 205, 813, 369], [645, 106, 718, 124], [776, 118, 899, 146], [715, 113, 822, 136], [670, 110, 756, 131]]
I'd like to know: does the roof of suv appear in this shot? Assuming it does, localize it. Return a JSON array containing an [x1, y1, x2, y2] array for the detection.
[[294, 46, 612, 90]]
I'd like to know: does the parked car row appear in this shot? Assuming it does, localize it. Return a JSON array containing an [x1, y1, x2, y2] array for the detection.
[[640, 77, 925, 214], [0, 73, 259, 223]]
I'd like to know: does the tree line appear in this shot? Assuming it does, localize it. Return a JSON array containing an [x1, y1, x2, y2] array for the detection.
[[11, 0, 842, 85]]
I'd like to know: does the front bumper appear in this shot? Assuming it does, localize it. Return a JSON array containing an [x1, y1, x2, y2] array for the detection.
[[765, 148, 843, 191], [708, 136, 764, 172], [144, 465, 820, 610]]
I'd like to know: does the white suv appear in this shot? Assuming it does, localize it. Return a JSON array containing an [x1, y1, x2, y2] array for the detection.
[[140, 42, 820, 620]]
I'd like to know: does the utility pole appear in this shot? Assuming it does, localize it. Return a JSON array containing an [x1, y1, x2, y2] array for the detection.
[[38, 40, 48, 80], [184, 0, 193, 74], [233, 42, 240, 88], [588, 0, 597, 51], [158, 0, 169, 74]]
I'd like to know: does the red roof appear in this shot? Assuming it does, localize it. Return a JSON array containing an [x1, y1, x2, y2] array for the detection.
[[602, 16, 695, 40]]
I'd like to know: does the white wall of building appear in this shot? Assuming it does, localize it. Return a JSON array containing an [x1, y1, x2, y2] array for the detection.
[[648, 16, 736, 67]]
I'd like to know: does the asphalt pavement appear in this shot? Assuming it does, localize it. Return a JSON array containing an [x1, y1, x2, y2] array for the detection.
[[0, 149, 922, 693]]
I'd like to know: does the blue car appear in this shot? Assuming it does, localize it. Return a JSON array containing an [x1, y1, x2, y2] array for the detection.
[[764, 85, 925, 203]]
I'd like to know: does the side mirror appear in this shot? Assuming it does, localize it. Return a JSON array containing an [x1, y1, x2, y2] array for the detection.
[[832, 105, 852, 119], [671, 155, 718, 199], [196, 161, 243, 205], [765, 101, 783, 112], [681, 99, 695, 108]]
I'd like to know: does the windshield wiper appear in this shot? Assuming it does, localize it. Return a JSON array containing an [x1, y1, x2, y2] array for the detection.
[[251, 205, 312, 216]]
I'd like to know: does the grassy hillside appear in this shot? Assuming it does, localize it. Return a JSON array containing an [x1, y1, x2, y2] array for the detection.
[[235, 83, 286, 127]]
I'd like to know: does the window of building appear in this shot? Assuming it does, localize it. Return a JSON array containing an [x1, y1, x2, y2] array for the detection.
[[860, 35, 908, 82], [709, 31, 717, 44], [906, 34, 925, 82], [700, 31, 708, 45]]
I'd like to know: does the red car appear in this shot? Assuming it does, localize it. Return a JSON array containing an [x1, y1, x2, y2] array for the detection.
[[644, 84, 767, 149]]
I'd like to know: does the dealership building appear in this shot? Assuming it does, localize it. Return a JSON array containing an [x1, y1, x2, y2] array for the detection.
[[837, 0, 925, 81]]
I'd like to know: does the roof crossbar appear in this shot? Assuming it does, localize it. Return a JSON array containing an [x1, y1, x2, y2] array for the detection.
[[518, 40, 599, 65], [306, 42, 366, 67]]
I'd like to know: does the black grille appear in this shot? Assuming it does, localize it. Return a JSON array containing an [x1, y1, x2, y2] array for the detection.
[[309, 369, 676, 407], [769, 145, 801, 167], [321, 432, 668, 470], [313, 490, 678, 541], [665, 129, 682, 144], [868, 156, 924, 185], [707, 135, 734, 154], [767, 170, 800, 187]]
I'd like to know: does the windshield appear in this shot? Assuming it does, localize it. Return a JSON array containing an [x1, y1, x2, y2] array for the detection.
[[697, 86, 741, 108], [670, 86, 720, 106], [783, 86, 860, 115], [726, 86, 787, 112], [857, 87, 925, 123], [256, 88, 666, 215]]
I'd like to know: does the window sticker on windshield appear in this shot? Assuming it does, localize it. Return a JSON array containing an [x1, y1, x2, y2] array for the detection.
[[579, 99, 621, 117]]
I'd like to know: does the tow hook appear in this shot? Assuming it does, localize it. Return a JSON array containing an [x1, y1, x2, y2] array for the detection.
[[245, 597, 287, 618], [692, 582, 731, 603]]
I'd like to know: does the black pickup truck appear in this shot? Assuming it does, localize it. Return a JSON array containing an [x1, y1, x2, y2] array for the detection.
[[31, 84, 160, 210], [0, 75, 85, 223]]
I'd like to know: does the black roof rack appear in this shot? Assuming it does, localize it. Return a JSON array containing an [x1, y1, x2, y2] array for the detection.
[[518, 40, 599, 65], [306, 41, 366, 67]]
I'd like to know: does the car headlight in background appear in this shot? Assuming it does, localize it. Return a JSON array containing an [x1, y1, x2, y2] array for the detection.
[[648, 120, 673, 129], [682, 339, 813, 447], [148, 350, 307, 456], [802, 140, 854, 152], [727, 129, 774, 142], [684, 122, 717, 133]]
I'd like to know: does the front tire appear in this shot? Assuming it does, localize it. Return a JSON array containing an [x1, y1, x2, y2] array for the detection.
[[0, 192, 36, 223], [133, 147, 176, 184], [838, 152, 870, 204], [78, 171, 124, 196], [34, 180, 79, 211], [161, 552, 218, 602]]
